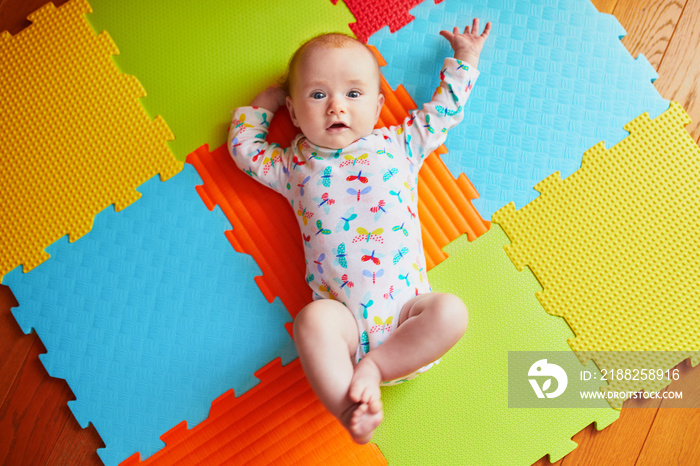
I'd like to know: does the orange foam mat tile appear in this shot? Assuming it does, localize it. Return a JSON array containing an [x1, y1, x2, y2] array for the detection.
[[0, 0, 182, 282], [120, 358, 387, 465]]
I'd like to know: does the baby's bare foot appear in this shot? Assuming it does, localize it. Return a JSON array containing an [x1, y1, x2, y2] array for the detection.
[[349, 357, 382, 404], [347, 400, 382, 443], [344, 357, 383, 443]]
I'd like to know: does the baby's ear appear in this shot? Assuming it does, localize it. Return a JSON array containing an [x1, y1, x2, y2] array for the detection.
[[376, 93, 385, 119], [286, 96, 299, 127]]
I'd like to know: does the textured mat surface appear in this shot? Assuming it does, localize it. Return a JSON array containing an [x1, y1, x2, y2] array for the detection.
[[5, 165, 298, 465], [332, 0, 437, 43], [86, 0, 355, 160], [493, 102, 700, 408], [121, 358, 387, 465], [0, 0, 181, 281], [372, 226, 619, 465], [369, 0, 670, 218]]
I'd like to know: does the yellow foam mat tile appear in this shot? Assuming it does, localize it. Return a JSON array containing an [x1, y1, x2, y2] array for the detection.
[[493, 101, 700, 408], [0, 0, 182, 281]]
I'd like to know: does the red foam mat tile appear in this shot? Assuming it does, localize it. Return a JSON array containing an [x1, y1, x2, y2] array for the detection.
[[332, 0, 443, 43]]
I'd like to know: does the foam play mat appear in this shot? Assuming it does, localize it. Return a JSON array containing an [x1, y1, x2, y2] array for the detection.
[[122, 225, 620, 466], [2, 0, 699, 464], [121, 359, 387, 465]]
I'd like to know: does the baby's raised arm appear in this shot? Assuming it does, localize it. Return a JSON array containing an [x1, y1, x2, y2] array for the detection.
[[385, 18, 491, 168], [439, 18, 491, 69]]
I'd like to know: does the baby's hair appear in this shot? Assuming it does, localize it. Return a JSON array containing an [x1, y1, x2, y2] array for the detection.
[[282, 33, 382, 96]]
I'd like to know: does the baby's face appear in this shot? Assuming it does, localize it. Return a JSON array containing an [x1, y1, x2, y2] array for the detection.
[[286, 43, 385, 150]]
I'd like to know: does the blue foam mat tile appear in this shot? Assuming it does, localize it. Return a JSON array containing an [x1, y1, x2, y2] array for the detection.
[[6, 164, 298, 466], [369, 0, 669, 219]]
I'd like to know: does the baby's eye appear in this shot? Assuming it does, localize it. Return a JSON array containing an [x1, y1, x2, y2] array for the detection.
[[347, 90, 361, 98], [311, 91, 326, 99]]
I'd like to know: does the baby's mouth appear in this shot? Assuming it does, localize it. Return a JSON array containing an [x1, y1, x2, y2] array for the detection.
[[328, 122, 349, 130]]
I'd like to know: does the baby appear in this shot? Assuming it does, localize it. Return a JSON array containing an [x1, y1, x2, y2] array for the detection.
[[229, 19, 491, 444]]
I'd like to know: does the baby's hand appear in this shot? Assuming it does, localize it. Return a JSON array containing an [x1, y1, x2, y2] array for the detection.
[[250, 84, 287, 113], [439, 18, 491, 69]]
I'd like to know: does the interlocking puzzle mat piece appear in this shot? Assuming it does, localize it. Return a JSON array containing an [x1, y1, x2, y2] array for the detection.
[[120, 358, 387, 465], [0, 0, 182, 282], [492, 101, 700, 409], [369, 0, 669, 219], [373, 226, 619, 465], [187, 48, 488, 322], [85, 0, 354, 160], [331, 0, 441, 43], [4, 164, 298, 466]]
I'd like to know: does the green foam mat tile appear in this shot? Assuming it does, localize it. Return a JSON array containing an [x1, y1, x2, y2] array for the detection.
[[372, 225, 619, 465], [86, 0, 355, 160]]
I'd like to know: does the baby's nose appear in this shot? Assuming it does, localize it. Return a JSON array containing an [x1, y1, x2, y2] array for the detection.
[[327, 96, 346, 114]]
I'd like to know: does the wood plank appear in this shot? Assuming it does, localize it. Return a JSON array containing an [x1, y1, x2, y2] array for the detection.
[[533, 357, 700, 466], [594, 0, 700, 139], [613, 0, 685, 70], [636, 359, 700, 465], [0, 0, 69, 35], [47, 416, 103, 466], [0, 338, 69, 465], [0, 285, 34, 407], [592, 0, 619, 14], [0, 326, 102, 465], [560, 399, 663, 466], [653, 0, 700, 139]]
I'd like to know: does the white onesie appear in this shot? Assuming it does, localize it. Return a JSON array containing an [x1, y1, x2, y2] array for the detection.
[[229, 57, 478, 385]]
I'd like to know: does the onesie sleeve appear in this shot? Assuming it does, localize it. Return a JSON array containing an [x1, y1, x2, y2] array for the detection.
[[228, 106, 293, 196], [384, 57, 479, 168]]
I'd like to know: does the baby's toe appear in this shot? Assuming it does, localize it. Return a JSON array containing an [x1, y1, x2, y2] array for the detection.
[[349, 382, 370, 404], [348, 383, 362, 403], [350, 402, 367, 425], [368, 398, 382, 414]]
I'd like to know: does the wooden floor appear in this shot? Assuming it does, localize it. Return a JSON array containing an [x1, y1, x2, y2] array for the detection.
[[1, 0, 699, 464]]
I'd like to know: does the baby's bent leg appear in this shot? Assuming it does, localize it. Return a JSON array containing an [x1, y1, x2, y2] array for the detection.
[[353, 292, 468, 384], [294, 299, 381, 442]]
